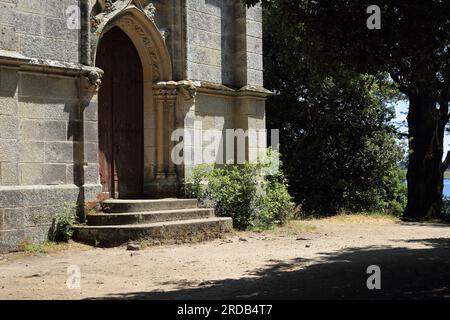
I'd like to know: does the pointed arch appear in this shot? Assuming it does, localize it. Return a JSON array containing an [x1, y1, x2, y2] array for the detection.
[[92, 5, 172, 82], [93, 5, 174, 197]]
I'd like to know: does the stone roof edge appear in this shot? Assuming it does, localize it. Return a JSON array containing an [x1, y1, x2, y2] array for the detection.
[[0, 50, 103, 80], [155, 80, 273, 98]]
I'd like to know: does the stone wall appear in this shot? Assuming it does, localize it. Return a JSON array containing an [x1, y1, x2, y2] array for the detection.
[[0, 64, 99, 253], [185, 0, 263, 87], [0, 0, 268, 252], [153, 0, 186, 80], [186, 0, 235, 85], [183, 1, 266, 179], [0, 0, 80, 63], [243, 3, 263, 87], [234, 95, 267, 161], [183, 91, 235, 175], [0, 0, 98, 252], [181, 86, 268, 179]]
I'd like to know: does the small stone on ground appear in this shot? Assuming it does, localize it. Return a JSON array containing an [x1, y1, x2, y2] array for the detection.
[[126, 243, 140, 251]]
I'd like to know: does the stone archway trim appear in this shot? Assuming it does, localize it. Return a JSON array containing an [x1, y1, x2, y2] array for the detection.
[[91, 5, 172, 82]]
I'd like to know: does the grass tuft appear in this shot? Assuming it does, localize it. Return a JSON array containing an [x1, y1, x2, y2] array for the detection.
[[259, 220, 318, 236], [316, 212, 400, 224], [20, 241, 89, 254]]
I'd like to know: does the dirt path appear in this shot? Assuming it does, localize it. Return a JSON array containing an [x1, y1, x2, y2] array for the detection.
[[1, 217, 450, 300]]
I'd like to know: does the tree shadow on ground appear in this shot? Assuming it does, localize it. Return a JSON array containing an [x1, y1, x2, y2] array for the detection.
[[91, 238, 450, 300], [396, 221, 450, 228]]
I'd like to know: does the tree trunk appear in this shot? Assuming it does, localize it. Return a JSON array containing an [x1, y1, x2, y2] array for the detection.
[[404, 93, 445, 220]]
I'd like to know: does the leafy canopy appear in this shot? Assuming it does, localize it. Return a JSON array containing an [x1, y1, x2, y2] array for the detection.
[[245, 0, 450, 97], [249, 0, 407, 215]]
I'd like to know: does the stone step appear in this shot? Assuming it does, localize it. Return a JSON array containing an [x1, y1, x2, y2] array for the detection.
[[73, 217, 233, 247], [86, 208, 215, 226], [101, 198, 199, 213]]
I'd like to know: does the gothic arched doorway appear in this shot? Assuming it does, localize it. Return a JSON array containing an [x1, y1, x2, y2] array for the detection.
[[96, 26, 144, 199]]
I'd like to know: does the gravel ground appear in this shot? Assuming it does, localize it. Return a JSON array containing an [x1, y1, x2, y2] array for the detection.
[[1, 217, 450, 300]]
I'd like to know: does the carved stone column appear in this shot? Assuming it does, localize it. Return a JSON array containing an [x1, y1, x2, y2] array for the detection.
[[150, 81, 197, 198], [175, 83, 197, 181], [154, 88, 166, 180], [166, 90, 177, 179], [79, 67, 103, 218]]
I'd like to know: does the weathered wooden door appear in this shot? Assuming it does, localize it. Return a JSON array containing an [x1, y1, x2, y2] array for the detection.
[[96, 27, 144, 198]]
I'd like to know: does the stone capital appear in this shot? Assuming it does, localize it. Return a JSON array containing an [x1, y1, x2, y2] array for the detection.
[[153, 80, 198, 101]]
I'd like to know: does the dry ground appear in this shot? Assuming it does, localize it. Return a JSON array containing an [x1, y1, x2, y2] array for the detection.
[[1, 215, 450, 300]]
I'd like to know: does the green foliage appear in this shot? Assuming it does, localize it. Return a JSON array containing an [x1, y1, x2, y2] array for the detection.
[[244, 0, 450, 93], [442, 197, 450, 221], [243, 1, 407, 216], [243, 0, 450, 219], [184, 150, 293, 230], [49, 202, 77, 242], [21, 242, 60, 254], [281, 76, 407, 215]]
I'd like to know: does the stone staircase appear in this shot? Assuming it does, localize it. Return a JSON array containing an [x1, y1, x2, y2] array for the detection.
[[73, 199, 233, 247]]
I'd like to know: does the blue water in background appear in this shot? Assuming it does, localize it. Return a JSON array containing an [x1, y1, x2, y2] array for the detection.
[[444, 179, 450, 198]]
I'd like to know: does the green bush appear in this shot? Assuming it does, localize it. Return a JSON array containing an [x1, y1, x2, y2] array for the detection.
[[49, 202, 77, 242], [184, 149, 293, 230], [442, 197, 450, 221]]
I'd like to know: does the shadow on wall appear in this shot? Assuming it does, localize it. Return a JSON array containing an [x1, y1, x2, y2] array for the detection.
[[204, 0, 243, 87], [88, 237, 450, 300], [16, 100, 80, 168], [0, 68, 18, 98], [5, 70, 88, 218], [0, 68, 19, 186]]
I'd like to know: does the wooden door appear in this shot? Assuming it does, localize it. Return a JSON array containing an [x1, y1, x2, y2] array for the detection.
[[96, 27, 144, 198]]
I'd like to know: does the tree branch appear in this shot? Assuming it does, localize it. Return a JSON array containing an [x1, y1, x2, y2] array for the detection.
[[390, 72, 411, 96], [438, 94, 449, 124]]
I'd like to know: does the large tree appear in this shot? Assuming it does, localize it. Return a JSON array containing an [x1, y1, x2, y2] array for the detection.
[[254, 1, 406, 215], [246, 0, 450, 220]]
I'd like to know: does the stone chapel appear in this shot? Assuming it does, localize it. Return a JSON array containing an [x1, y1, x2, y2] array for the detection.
[[0, 0, 269, 251]]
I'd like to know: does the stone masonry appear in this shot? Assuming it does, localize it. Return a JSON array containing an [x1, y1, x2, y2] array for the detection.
[[0, 0, 270, 252]]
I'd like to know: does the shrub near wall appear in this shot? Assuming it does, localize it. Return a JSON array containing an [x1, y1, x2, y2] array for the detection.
[[185, 150, 293, 230]]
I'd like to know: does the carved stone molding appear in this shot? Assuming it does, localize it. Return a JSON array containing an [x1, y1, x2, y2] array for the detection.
[[160, 28, 171, 41], [90, 0, 121, 33], [143, 2, 156, 21], [91, 0, 157, 32], [90, 1, 172, 81], [154, 81, 198, 101], [85, 68, 103, 90], [117, 16, 161, 81], [152, 81, 195, 184], [79, 67, 103, 107], [104, 0, 116, 14], [177, 80, 198, 100]]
